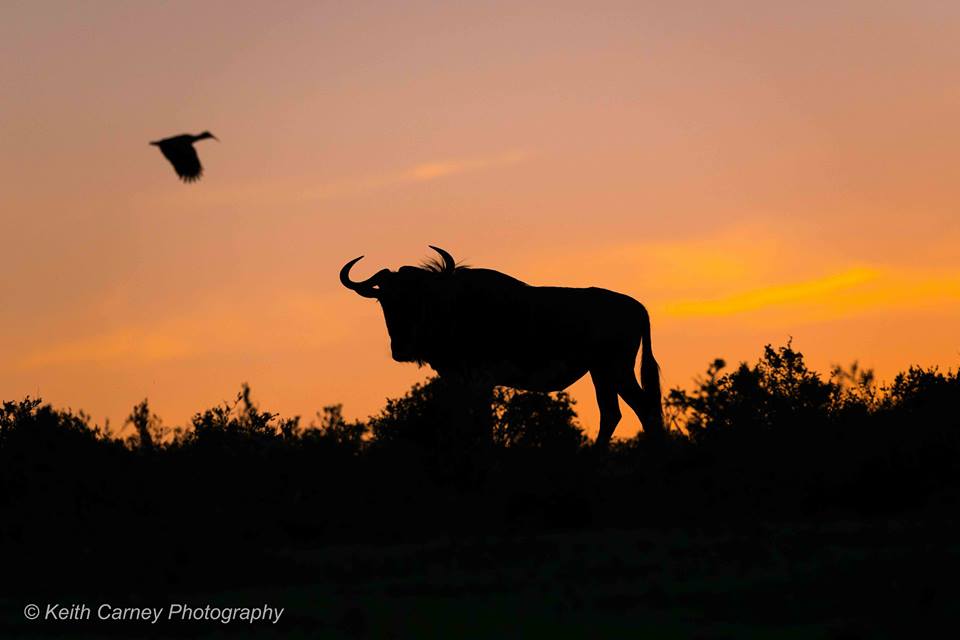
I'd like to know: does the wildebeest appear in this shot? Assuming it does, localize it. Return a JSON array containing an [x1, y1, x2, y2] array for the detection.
[[340, 246, 664, 446]]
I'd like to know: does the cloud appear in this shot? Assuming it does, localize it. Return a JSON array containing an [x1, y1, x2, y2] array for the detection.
[[661, 266, 880, 317], [144, 149, 533, 208], [18, 290, 357, 369], [403, 150, 530, 182], [21, 329, 191, 368], [658, 263, 960, 320], [520, 225, 960, 321], [518, 224, 803, 301], [297, 149, 531, 199]]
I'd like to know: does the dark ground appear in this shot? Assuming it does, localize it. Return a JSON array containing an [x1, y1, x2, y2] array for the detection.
[[2, 510, 957, 639], [2, 345, 958, 638]]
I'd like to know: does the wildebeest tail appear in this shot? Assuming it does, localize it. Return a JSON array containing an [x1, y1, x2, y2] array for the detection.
[[638, 303, 664, 428]]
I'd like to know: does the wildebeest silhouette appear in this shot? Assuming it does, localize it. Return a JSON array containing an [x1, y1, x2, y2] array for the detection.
[[340, 246, 664, 446]]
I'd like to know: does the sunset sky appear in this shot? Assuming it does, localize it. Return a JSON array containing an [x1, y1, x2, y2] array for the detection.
[[2, 1, 959, 439]]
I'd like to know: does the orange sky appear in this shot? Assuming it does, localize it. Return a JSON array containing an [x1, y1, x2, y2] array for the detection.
[[2, 1, 959, 439]]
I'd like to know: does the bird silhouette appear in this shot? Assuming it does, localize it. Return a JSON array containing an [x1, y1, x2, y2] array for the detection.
[[149, 131, 218, 182]]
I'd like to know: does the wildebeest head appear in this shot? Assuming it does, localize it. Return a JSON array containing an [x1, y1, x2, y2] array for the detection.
[[340, 246, 457, 363]]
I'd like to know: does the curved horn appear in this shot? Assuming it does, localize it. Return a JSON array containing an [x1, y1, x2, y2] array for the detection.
[[428, 246, 456, 272], [340, 256, 387, 298]]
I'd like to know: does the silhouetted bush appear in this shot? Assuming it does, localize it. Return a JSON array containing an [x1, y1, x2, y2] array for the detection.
[[305, 404, 368, 453], [1, 342, 958, 594], [660, 342, 960, 513], [183, 383, 300, 447], [492, 387, 586, 452], [368, 376, 585, 452]]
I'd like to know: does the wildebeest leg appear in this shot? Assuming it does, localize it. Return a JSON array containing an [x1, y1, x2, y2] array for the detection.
[[593, 374, 622, 448], [432, 374, 495, 487], [440, 372, 494, 446], [616, 371, 665, 439], [464, 380, 494, 446]]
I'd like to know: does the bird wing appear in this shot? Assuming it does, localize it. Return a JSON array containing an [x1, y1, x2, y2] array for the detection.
[[158, 140, 203, 182]]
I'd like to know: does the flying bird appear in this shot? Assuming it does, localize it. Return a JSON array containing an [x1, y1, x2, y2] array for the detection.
[[149, 131, 218, 182]]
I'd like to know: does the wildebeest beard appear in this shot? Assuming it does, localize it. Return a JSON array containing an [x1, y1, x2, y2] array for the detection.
[[339, 246, 665, 446]]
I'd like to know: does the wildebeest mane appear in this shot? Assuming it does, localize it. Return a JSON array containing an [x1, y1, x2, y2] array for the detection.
[[419, 256, 469, 272]]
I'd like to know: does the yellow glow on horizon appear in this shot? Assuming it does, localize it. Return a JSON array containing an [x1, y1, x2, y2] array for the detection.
[[662, 267, 880, 317], [659, 265, 960, 320]]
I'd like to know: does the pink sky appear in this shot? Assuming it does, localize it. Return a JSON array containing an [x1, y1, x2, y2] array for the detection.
[[2, 1, 959, 438]]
